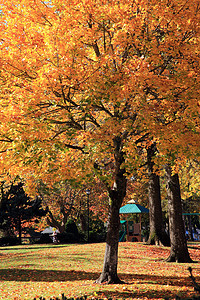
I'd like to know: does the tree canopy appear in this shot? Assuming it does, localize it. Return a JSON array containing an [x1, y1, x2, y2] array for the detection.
[[0, 0, 199, 187]]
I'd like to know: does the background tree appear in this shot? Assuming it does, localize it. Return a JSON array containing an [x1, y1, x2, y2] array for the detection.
[[179, 160, 200, 206], [0, 180, 47, 244], [37, 180, 109, 235], [146, 143, 170, 246], [165, 165, 192, 262], [179, 160, 200, 241], [37, 181, 84, 233]]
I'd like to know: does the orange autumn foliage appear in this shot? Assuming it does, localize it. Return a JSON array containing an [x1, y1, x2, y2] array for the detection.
[[0, 0, 199, 188]]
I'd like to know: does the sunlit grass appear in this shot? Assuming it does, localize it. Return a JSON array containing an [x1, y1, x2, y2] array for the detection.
[[0, 242, 199, 299]]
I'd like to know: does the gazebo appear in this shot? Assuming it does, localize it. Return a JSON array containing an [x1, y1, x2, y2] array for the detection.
[[119, 200, 149, 242]]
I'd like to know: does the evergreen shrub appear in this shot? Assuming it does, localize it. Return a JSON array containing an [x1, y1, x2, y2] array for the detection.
[[57, 219, 80, 244]]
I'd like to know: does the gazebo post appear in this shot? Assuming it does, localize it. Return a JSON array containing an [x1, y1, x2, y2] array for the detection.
[[126, 215, 129, 241]]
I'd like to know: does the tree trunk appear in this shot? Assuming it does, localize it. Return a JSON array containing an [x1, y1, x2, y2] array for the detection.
[[18, 215, 22, 245], [165, 164, 192, 263], [79, 213, 87, 232], [96, 135, 127, 284], [46, 209, 66, 233], [146, 144, 170, 246], [96, 199, 124, 284]]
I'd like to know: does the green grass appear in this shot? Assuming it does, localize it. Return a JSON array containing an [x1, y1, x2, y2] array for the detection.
[[0, 242, 199, 299]]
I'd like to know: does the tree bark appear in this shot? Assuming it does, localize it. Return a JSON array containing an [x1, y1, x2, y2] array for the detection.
[[146, 144, 170, 246], [165, 164, 192, 263], [96, 199, 124, 284], [18, 214, 22, 245], [96, 135, 127, 284], [46, 207, 69, 233]]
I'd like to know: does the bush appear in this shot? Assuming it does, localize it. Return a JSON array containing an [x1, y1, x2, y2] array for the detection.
[[88, 216, 107, 243], [78, 230, 87, 243], [37, 233, 52, 244], [57, 232, 79, 244], [0, 236, 19, 246], [89, 231, 106, 243], [63, 219, 80, 243], [65, 219, 79, 236]]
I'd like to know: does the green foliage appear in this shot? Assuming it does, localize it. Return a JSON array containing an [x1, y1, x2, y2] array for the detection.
[[76, 213, 107, 243], [89, 215, 106, 243], [89, 216, 106, 234]]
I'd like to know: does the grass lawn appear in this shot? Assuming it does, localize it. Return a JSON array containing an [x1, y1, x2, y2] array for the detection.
[[0, 242, 199, 299]]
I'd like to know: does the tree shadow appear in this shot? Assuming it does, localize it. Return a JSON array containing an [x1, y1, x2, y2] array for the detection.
[[0, 269, 98, 281], [95, 288, 194, 299], [0, 269, 198, 289], [96, 272, 200, 299], [0, 269, 199, 299], [118, 272, 198, 288]]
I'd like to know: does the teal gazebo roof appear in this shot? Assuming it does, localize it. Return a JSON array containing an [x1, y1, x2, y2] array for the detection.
[[119, 200, 149, 214]]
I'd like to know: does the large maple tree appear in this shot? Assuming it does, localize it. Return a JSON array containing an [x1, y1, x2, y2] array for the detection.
[[0, 0, 199, 282]]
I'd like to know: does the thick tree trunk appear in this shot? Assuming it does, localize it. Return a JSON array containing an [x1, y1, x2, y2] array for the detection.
[[146, 144, 170, 246], [165, 165, 192, 263], [96, 200, 124, 284], [96, 135, 127, 284]]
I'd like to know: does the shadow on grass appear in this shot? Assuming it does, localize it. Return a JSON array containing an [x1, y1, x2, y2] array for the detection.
[[118, 272, 197, 288], [0, 269, 198, 299], [0, 268, 198, 288], [188, 245, 200, 250], [95, 288, 194, 299], [0, 269, 98, 281]]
